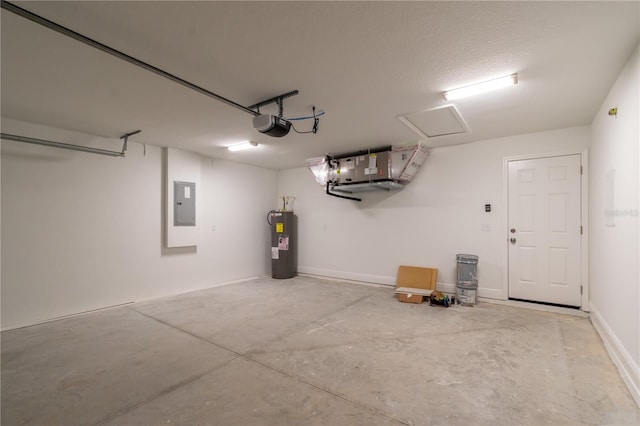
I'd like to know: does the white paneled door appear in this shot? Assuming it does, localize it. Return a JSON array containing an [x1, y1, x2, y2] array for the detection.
[[508, 155, 582, 307]]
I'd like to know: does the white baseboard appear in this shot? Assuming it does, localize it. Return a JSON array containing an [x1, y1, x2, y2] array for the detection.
[[298, 266, 396, 286], [436, 282, 504, 300], [1, 301, 135, 332], [131, 275, 263, 306], [297, 273, 392, 290], [434, 282, 457, 294], [298, 267, 504, 299], [590, 303, 640, 408], [482, 298, 589, 317], [1, 275, 262, 332]]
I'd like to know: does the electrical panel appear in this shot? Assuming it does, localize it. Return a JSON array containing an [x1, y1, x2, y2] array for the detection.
[[174, 181, 196, 226]]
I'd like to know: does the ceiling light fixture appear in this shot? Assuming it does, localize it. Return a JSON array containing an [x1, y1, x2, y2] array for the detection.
[[227, 141, 258, 152], [443, 74, 518, 100]]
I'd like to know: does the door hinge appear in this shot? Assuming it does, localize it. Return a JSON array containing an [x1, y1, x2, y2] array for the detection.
[[580, 225, 583, 235], [580, 165, 583, 175], [580, 285, 583, 295]]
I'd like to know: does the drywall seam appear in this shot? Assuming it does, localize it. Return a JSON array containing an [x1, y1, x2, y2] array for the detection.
[[590, 303, 640, 407]]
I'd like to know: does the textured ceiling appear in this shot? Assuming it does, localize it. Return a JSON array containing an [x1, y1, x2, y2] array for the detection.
[[1, 1, 639, 170]]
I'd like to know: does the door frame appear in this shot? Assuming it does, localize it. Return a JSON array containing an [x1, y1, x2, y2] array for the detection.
[[502, 149, 589, 311]]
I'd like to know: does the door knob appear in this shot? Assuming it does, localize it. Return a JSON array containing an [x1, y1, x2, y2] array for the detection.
[[510, 237, 517, 244], [510, 228, 516, 233]]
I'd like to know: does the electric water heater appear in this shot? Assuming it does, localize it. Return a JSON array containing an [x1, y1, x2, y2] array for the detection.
[[269, 210, 296, 279]]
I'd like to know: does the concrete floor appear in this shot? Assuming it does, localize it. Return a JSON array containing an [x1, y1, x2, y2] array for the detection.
[[2, 276, 639, 426]]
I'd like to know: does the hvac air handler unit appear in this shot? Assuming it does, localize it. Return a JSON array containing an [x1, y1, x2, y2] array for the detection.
[[268, 203, 296, 279], [306, 142, 429, 201]]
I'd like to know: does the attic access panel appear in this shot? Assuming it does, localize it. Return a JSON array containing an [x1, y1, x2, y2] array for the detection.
[[398, 105, 469, 139]]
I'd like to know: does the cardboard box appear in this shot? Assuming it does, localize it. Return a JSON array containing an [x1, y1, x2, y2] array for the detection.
[[396, 265, 438, 290], [398, 293, 424, 304], [394, 265, 438, 304]]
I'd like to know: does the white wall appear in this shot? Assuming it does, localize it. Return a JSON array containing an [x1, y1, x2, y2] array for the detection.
[[1, 119, 277, 329], [277, 126, 589, 298], [589, 43, 639, 406]]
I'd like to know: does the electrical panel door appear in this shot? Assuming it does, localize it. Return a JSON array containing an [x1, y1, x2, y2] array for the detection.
[[174, 181, 196, 226]]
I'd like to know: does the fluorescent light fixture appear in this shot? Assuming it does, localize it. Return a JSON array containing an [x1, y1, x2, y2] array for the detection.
[[443, 74, 518, 100], [227, 141, 258, 152]]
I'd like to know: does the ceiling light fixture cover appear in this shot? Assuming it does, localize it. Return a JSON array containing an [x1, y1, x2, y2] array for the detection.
[[443, 74, 518, 100], [227, 141, 258, 152]]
